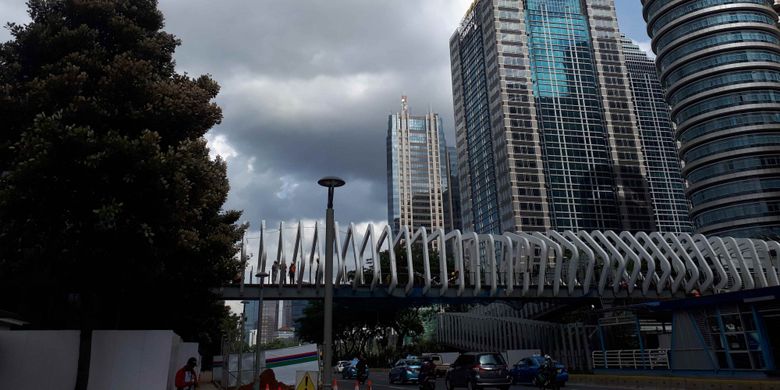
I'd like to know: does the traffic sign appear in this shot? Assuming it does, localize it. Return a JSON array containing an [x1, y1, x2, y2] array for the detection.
[[296, 371, 317, 390]]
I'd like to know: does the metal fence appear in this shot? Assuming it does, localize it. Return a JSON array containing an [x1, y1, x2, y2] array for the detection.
[[592, 349, 670, 369]]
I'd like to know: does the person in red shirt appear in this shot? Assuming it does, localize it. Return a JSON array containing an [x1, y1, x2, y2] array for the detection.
[[175, 357, 198, 390]]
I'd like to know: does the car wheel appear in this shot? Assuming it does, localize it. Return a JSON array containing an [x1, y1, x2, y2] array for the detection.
[[445, 378, 454, 390]]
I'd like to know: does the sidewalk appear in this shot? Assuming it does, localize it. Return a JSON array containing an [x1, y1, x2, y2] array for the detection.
[[198, 370, 220, 390], [571, 374, 780, 390]]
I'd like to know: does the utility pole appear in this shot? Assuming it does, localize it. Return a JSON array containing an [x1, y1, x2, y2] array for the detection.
[[318, 176, 345, 390]]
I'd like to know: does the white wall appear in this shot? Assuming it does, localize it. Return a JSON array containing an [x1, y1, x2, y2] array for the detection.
[[220, 344, 319, 387], [0, 330, 80, 390], [88, 330, 178, 390]]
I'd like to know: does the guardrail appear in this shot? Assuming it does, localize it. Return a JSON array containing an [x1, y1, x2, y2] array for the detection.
[[592, 349, 670, 369]]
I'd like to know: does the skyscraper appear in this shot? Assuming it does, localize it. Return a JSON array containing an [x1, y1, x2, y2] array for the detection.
[[451, 0, 678, 234], [387, 96, 450, 235], [444, 146, 463, 231], [243, 300, 279, 345], [621, 34, 693, 232], [643, 0, 780, 238]]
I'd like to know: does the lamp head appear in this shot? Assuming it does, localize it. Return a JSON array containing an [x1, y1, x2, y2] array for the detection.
[[318, 176, 345, 188]]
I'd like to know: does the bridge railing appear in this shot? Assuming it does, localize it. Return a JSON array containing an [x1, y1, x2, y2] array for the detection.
[[240, 221, 780, 297], [592, 349, 670, 369]]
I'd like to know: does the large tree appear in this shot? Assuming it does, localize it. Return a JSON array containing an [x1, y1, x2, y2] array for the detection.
[[0, 0, 244, 381]]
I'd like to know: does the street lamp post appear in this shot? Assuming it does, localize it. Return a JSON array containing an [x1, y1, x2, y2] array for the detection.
[[239, 300, 249, 388], [318, 176, 345, 390], [253, 271, 269, 390]]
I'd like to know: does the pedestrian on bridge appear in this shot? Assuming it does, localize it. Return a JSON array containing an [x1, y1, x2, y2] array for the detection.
[[289, 261, 296, 284], [272, 260, 279, 284]]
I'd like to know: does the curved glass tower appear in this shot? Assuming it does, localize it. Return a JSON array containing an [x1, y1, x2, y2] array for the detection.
[[643, 0, 780, 237]]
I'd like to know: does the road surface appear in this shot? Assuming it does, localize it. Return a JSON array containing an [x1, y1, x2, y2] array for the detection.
[[334, 373, 640, 390]]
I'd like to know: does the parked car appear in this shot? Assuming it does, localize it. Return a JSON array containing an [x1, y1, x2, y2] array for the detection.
[[389, 358, 423, 384], [444, 353, 511, 390], [335, 360, 351, 373], [509, 355, 568, 387], [342, 364, 369, 381], [422, 354, 449, 377]]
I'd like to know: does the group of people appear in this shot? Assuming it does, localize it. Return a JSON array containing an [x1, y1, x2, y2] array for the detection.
[[271, 260, 297, 284]]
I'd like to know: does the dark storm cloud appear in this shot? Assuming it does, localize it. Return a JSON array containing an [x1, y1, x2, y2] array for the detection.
[[156, 0, 471, 226], [0, 1, 651, 228]]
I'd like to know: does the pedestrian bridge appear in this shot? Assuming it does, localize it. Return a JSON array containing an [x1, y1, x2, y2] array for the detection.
[[218, 221, 780, 301]]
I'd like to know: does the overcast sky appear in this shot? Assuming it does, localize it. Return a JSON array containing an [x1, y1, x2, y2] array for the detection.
[[0, 0, 651, 232]]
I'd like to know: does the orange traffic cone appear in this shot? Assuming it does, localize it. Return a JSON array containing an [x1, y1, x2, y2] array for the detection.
[[333, 379, 339, 390], [366, 379, 373, 390], [354, 380, 360, 390]]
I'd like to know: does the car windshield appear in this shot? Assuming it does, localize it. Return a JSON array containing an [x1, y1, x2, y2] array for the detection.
[[478, 354, 505, 365], [529, 356, 559, 365], [406, 360, 421, 366]]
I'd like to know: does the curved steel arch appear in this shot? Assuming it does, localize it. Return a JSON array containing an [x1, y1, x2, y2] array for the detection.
[[244, 221, 780, 299]]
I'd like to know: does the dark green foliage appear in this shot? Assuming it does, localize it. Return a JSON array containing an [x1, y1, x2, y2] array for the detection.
[[376, 244, 443, 286], [296, 300, 426, 363], [0, 0, 244, 357]]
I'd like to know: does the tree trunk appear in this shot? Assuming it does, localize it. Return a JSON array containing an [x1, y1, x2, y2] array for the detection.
[[75, 294, 95, 390], [75, 327, 92, 390]]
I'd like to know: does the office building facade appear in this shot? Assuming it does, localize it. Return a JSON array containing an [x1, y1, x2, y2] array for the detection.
[[444, 146, 463, 231], [621, 35, 693, 232], [451, 0, 688, 234], [387, 96, 450, 235], [243, 300, 279, 345], [643, 0, 780, 238]]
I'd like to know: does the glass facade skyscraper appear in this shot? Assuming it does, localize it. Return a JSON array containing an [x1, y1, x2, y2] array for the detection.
[[621, 35, 693, 232], [643, 0, 780, 238], [444, 146, 463, 232], [387, 96, 450, 235], [451, 0, 686, 234], [243, 300, 279, 345]]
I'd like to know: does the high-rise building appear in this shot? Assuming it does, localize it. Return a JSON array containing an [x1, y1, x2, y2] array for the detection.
[[444, 146, 463, 231], [643, 0, 780, 238], [290, 300, 309, 331], [451, 0, 678, 234], [387, 96, 450, 235], [245, 300, 279, 345], [621, 34, 693, 232]]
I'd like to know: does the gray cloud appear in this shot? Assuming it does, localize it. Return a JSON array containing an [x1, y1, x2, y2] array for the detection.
[[0, 0, 652, 230], [157, 0, 471, 226]]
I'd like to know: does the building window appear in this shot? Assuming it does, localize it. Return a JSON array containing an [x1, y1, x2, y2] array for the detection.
[[704, 305, 767, 370]]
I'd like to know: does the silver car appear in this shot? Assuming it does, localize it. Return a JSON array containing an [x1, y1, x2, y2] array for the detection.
[[335, 360, 351, 373]]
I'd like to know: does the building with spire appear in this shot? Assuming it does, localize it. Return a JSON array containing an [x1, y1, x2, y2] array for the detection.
[[387, 96, 451, 235]]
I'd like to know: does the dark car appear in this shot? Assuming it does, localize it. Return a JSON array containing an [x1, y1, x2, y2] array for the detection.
[[389, 359, 422, 384], [444, 353, 511, 390], [509, 356, 568, 387], [342, 364, 369, 381]]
